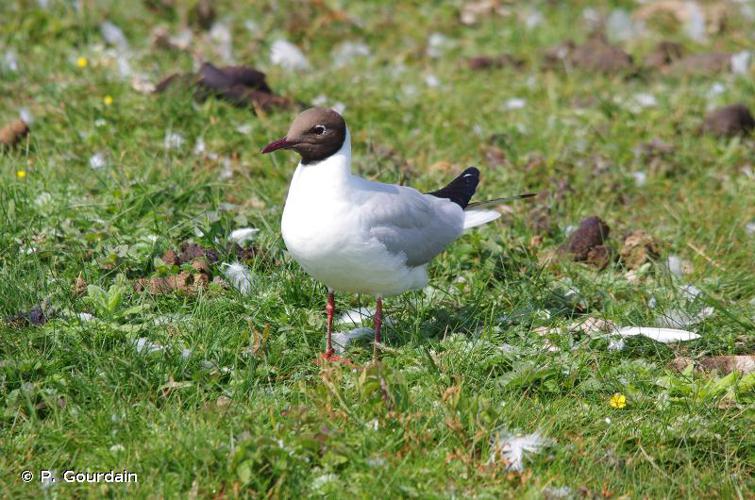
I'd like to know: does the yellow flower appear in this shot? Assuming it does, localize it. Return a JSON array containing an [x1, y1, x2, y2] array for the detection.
[[76, 56, 88, 68], [609, 393, 627, 409], [16, 170, 26, 179], [103, 95, 113, 106]]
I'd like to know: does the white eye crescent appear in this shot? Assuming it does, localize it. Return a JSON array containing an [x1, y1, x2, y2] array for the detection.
[[313, 125, 326, 135]]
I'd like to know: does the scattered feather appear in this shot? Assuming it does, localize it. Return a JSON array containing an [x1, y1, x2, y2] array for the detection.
[[666, 255, 692, 277], [131, 74, 155, 94], [193, 137, 206, 155], [746, 221, 755, 236], [337, 307, 375, 325], [424, 73, 441, 88], [155, 28, 193, 51], [228, 227, 259, 245], [270, 40, 309, 70], [633, 92, 657, 108], [312, 473, 338, 490], [331, 327, 373, 354], [19, 107, 34, 125], [656, 307, 714, 328], [679, 284, 701, 300], [235, 123, 253, 134], [116, 54, 132, 78], [582, 7, 601, 28], [524, 9, 543, 29], [78, 312, 95, 322], [632, 170, 647, 186], [2, 50, 18, 72], [731, 51, 751, 74], [89, 152, 107, 170], [219, 157, 234, 180], [504, 97, 526, 110], [606, 9, 642, 42], [100, 21, 129, 51], [684, 2, 707, 42], [135, 337, 164, 354], [731, 50, 752, 75], [543, 486, 573, 499], [617, 326, 700, 343], [209, 22, 234, 63], [707, 82, 726, 99], [164, 131, 185, 150], [243, 19, 259, 35], [608, 338, 626, 351], [222, 262, 252, 294], [332, 41, 370, 68], [427, 32, 452, 58], [489, 430, 550, 471], [34, 192, 52, 207]]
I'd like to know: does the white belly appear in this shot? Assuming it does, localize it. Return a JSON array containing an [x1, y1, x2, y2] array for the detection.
[[281, 197, 427, 296]]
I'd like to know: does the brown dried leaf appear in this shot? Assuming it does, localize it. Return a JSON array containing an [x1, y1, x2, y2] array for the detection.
[[73, 274, 87, 297], [671, 356, 755, 374], [570, 38, 634, 74], [619, 230, 660, 270], [644, 41, 685, 69], [668, 52, 731, 76], [0, 119, 29, 148], [179, 242, 219, 264], [6, 304, 46, 327], [542, 40, 575, 70], [155, 63, 294, 112], [162, 249, 179, 266], [160, 376, 193, 397], [703, 104, 755, 137], [569, 317, 617, 334], [560, 216, 611, 262], [586, 245, 611, 270], [190, 258, 210, 275], [467, 54, 525, 71], [459, 0, 508, 25]]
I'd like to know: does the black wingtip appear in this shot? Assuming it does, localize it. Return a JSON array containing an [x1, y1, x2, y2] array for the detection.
[[427, 166, 480, 208]]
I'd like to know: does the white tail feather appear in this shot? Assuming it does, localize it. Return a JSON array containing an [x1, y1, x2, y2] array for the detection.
[[463, 209, 500, 230]]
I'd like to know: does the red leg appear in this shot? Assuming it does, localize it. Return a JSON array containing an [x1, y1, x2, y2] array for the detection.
[[319, 292, 355, 366], [374, 296, 383, 346], [325, 291, 335, 357]]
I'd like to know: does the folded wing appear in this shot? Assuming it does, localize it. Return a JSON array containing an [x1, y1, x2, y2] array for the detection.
[[353, 180, 465, 267]]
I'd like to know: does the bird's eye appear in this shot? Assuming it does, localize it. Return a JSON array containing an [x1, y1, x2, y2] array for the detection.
[[313, 125, 326, 135]]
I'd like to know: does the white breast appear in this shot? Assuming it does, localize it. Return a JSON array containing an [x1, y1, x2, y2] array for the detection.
[[280, 132, 429, 296]]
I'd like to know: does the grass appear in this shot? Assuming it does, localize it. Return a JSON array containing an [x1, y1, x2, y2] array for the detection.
[[1, 0, 754, 497]]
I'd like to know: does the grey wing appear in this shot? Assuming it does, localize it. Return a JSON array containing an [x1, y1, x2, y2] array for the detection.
[[356, 182, 465, 267]]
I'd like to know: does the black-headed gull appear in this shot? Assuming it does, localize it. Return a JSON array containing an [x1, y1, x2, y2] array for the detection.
[[262, 108, 532, 360]]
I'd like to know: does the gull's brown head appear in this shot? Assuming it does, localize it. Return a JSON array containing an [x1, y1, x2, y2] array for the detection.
[[261, 107, 346, 164]]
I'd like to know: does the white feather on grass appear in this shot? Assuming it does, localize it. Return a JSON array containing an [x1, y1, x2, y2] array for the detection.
[[617, 326, 700, 343], [270, 40, 309, 70], [135, 337, 163, 354], [656, 307, 714, 328], [222, 262, 252, 295], [229, 228, 259, 245], [336, 307, 375, 326], [489, 431, 550, 471], [332, 327, 374, 354]]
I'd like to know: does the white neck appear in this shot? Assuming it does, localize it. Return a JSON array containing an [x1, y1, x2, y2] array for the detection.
[[289, 127, 352, 191]]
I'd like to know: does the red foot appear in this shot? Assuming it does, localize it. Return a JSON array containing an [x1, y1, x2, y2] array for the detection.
[[316, 350, 356, 367]]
